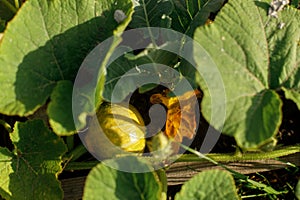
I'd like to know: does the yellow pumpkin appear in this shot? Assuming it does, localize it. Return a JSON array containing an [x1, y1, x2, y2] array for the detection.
[[84, 103, 146, 159]]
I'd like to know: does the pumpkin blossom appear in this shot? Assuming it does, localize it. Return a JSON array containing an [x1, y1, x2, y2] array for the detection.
[[150, 89, 201, 148]]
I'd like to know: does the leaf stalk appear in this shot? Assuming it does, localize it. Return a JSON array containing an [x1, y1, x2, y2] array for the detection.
[[1, 0, 18, 13]]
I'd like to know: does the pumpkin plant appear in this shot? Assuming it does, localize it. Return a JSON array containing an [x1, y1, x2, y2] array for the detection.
[[0, 0, 299, 199]]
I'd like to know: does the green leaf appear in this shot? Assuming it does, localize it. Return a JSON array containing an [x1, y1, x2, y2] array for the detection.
[[291, 0, 300, 8], [69, 1, 134, 131], [0, 0, 133, 116], [47, 80, 76, 136], [129, 0, 173, 29], [175, 170, 239, 200], [194, 0, 299, 148], [296, 180, 300, 200], [173, 0, 225, 89], [0, 120, 67, 200], [171, 0, 225, 36], [83, 156, 162, 200], [282, 88, 300, 111], [103, 46, 178, 102], [128, 0, 173, 47], [103, 51, 153, 102]]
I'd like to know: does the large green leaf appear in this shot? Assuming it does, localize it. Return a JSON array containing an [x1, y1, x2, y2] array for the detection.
[[175, 170, 239, 200], [103, 50, 153, 102], [83, 156, 162, 200], [171, 0, 225, 36], [0, 120, 67, 200], [103, 46, 178, 102], [128, 0, 173, 49], [194, 0, 300, 148], [47, 80, 76, 136], [0, 0, 132, 116], [174, 0, 225, 90], [129, 0, 173, 29], [282, 88, 300, 110]]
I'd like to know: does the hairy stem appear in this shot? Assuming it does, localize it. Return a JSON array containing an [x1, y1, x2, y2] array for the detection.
[[176, 144, 300, 162], [63, 144, 300, 171], [14, 0, 19, 9]]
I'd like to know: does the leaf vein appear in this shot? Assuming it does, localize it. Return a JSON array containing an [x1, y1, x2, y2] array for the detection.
[[37, 0, 65, 81]]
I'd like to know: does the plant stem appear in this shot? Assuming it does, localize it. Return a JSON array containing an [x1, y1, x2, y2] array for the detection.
[[241, 193, 273, 199], [14, 0, 19, 9], [66, 135, 74, 151], [1, 0, 18, 13], [63, 144, 300, 171], [176, 144, 300, 162], [0, 119, 12, 133], [64, 161, 99, 171], [65, 144, 87, 162]]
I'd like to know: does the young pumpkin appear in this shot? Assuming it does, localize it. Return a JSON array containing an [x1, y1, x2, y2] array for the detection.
[[84, 103, 146, 159]]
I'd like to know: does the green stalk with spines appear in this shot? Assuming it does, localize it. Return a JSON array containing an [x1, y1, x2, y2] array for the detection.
[[176, 144, 300, 162], [64, 144, 300, 171]]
